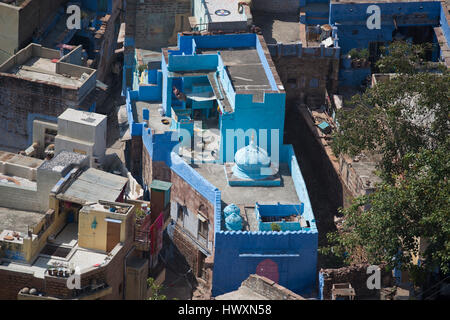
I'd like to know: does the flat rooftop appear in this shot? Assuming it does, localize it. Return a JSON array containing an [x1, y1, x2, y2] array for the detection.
[[205, 0, 248, 23], [0, 245, 109, 279], [0, 151, 43, 169], [253, 11, 301, 45], [0, 207, 44, 234], [199, 47, 272, 100], [59, 108, 107, 127], [5, 56, 84, 87], [133, 101, 173, 134], [191, 163, 300, 207], [0, 43, 95, 89], [39, 151, 88, 174], [136, 48, 162, 67]]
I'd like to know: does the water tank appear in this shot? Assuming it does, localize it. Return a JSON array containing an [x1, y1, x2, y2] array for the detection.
[[225, 212, 243, 231], [223, 204, 240, 218]]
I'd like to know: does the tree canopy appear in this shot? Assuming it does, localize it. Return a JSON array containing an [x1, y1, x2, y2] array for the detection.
[[326, 42, 450, 281]]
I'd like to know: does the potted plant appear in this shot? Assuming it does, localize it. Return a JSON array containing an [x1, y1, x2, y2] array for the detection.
[[271, 223, 282, 232], [348, 48, 370, 68]]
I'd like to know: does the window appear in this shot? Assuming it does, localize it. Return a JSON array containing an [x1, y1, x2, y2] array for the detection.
[[177, 204, 185, 224], [287, 78, 297, 89], [198, 215, 208, 240], [309, 78, 319, 88]]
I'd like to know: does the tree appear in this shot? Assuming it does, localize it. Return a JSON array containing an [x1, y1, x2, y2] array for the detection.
[[327, 141, 450, 278], [327, 42, 450, 281], [147, 277, 167, 300], [375, 41, 442, 74], [332, 69, 449, 183]]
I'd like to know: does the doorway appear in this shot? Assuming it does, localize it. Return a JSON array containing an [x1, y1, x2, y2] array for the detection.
[[106, 221, 121, 252]]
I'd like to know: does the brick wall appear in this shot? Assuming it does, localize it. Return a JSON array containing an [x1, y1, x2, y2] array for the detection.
[[126, 0, 191, 50], [18, 0, 67, 49], [172, 224, 200, 276], [0, 74, 81, 150], [94, 0, 124, 82], [274, 56, 340, 108], [0, 268, 41, 300]]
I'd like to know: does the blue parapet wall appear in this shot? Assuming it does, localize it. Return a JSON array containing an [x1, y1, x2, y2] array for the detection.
[[212, 229, 318, 297], [330, 1, 442, 54]]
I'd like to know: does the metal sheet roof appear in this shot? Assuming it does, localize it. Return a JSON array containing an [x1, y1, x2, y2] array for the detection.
[[57, 168, 128, 205]]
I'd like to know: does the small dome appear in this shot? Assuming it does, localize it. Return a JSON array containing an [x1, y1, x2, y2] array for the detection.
[[234, 139, 271, 171], [224, 204, 240, 218], [232, 139, 273, 180], [225, 212, 243, 231]]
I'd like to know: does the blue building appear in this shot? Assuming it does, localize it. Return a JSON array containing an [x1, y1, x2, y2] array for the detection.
[[124, 32, 318, 297], [256, 1, 450, 98]]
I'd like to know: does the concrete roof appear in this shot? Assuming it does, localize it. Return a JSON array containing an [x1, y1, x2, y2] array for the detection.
[[205, 0, 248, 23], [199, 47, 272, 101], [5, 56, 84, 87], [0, 151, 43, 169], [0, 207, 44, 234], [191, 163, 300, 207], [133, 101, 173, 134], [58, 108, 107, 127], [57, 168, 128, 205], [253, 11, 302, 45]]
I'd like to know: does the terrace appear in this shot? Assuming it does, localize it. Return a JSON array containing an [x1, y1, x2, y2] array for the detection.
[[0, 43, 96, 100], [255, 203, 309, 232]]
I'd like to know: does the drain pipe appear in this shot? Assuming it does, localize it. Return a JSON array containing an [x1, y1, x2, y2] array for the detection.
[[123, 245, 136, 300]]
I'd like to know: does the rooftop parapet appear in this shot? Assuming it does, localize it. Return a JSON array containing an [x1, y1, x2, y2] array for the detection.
[[0, 43, 97, 101]]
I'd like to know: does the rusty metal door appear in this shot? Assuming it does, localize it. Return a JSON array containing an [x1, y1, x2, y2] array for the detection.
[[106, 221, 121, 252]]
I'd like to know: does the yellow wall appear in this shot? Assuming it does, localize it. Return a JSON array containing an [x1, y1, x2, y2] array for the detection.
[[78, 206, 133, 252], [23, 195, 68, 262]]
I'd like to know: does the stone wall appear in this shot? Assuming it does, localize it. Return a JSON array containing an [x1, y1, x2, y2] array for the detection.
[[242, 274, 305, 300], [320, 264, 393, 300], [126, 0, 191, 51], [94, 0, 124, 83], [273, 55, 340, 108], [251, 0, 301, 14], [0, 74, 80, 151]]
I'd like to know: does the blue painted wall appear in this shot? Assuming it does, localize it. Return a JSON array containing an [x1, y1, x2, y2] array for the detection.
[[330, 1, 442, 54], [125, 33, 318, 298], [212, 230, 318, 296]]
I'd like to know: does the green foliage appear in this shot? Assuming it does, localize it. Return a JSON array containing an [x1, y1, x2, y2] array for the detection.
[[332, 70, 449, 182], [147, 277, 167, 300], [328, 41, 450, 278], [137, 64, 147, 74], [327, 142, 450, 275], [135, 208, 146, 219], [271, 223, 282, 232], [348, 48, 369, 60], [375, 41, 443, 74]]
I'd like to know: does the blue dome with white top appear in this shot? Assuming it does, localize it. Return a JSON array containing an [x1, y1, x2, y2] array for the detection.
[[232, 138, 272, 180]]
